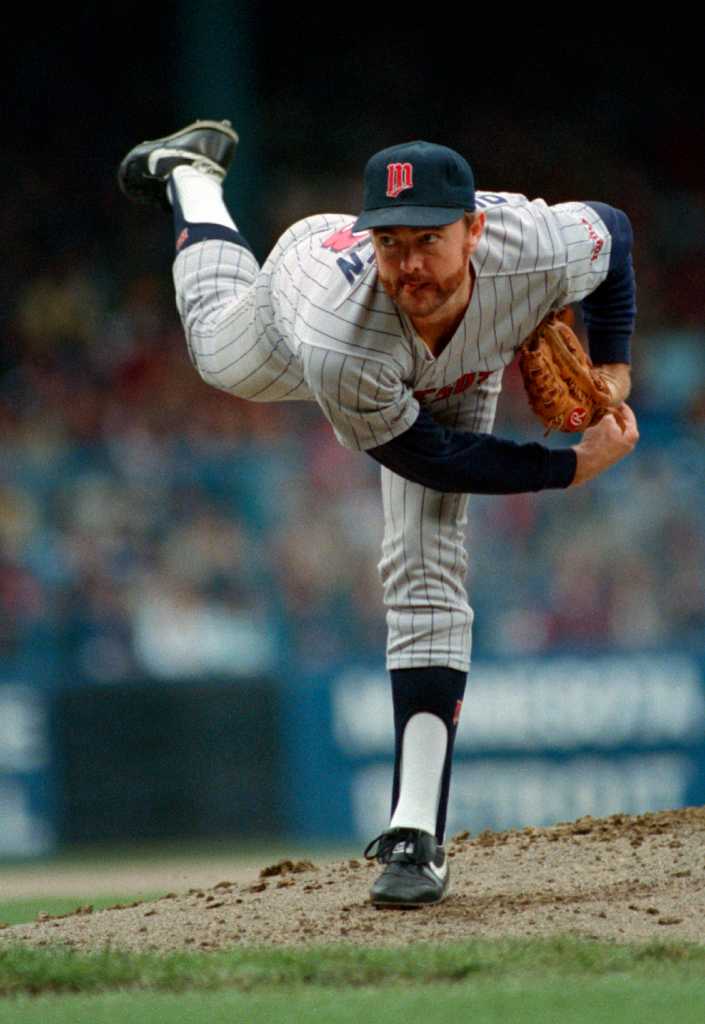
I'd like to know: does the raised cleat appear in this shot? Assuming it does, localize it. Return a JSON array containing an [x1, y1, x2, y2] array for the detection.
[[117, 119, 239, 210], [363, 827, 449, 908]]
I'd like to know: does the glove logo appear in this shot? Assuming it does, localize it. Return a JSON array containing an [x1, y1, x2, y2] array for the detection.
[[567, 407, 588, 429], [386, 162, 414, 199]]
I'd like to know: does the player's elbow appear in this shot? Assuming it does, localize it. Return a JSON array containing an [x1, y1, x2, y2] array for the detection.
[[584, 201, 633, 264], [611, 207, 633, 252]]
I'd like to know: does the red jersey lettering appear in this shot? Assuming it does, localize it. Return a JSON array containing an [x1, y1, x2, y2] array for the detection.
[[322, 224, 369, 253], [414, 370, 492, 403]]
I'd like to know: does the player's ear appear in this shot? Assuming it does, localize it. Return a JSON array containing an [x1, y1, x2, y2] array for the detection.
[[464, 211, 485, 252], [471, 211, 486, 234], [463, 210, 485, 233]]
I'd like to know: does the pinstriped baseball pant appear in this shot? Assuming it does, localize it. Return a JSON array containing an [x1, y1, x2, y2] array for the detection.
[[378, 383, 500, 672], [174, 236, 501, 672]]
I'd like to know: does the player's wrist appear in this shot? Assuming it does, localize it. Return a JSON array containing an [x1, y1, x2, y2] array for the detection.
[[570, 445, 595, 486]]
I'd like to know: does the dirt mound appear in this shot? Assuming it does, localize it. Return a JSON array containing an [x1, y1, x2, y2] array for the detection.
[[3, 807, 705, 952]]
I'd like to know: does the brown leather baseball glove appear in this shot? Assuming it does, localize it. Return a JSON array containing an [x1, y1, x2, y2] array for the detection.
[[518, 313, 623, 435]]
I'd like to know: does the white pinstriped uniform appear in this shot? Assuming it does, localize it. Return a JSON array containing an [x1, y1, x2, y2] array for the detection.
[[173, 192, 612, 670]]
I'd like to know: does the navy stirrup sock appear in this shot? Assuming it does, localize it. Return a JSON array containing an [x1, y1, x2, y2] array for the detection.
[[389, 666, 467, 843]]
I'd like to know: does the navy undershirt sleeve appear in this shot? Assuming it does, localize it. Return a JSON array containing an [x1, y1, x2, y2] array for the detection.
[[367, 406, 577, 494], [580, 202, 636, 365]]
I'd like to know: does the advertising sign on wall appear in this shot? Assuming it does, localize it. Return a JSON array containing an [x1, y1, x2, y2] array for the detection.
[[284, 653, 705, 841]]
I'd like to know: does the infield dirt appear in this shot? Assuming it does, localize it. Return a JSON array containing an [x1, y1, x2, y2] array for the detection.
[[2, 807, 705, 952]]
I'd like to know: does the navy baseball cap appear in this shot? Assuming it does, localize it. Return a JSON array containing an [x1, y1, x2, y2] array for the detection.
[[353, 140, 476, 231]]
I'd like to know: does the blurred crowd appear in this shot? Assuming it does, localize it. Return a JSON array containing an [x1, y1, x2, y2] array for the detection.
[[1, 142, 704, 689]]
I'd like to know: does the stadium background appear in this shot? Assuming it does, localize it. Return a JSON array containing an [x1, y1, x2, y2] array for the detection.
[[2, 12, 704, 858]]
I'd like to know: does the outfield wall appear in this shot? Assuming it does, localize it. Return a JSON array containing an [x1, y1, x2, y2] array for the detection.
[[1, 652, 704, 856]]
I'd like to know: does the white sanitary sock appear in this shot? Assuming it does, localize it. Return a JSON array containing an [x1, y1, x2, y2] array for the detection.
[[168, 165, 237, 228], [388, 712, 448, 838]]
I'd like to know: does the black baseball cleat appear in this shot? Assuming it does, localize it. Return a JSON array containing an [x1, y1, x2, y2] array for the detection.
[[364, 827, 449, 908], [117, 119, 239, 211]]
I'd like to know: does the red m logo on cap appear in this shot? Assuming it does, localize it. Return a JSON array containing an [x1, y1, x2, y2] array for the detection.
[[386, 162, 414, 199]]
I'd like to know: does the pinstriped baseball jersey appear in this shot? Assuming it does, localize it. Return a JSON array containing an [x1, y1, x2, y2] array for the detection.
[[172, 190, 613, 670], [175, 193, 611, 446]]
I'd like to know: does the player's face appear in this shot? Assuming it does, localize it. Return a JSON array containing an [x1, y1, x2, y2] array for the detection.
[[372, 215, 485, 319]]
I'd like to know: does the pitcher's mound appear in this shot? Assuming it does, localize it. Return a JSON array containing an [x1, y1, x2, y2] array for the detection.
[[3, 807, 705, 952]]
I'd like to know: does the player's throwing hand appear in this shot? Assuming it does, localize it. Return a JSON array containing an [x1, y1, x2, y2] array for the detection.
[[571, 403, 639, 486]]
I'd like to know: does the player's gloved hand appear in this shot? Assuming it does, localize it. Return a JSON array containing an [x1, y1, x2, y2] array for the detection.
[[570, 403, 639, 486], [519, 314, 629, 435]]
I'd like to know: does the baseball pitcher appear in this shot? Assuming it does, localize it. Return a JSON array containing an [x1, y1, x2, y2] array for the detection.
[[119, 122, 638, 907]]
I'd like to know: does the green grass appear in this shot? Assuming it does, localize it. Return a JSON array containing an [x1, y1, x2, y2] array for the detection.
[[2, 890, 704, 1022], [4, 843, 700, 1022], [0, 896, 161, 929], [3, 980, 705, 1024], [1, 936, 705, 997], [1, 938, 704, 1022]]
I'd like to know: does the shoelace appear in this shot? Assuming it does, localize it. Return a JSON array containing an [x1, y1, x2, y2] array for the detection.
[[364, 829, 427, 864]]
